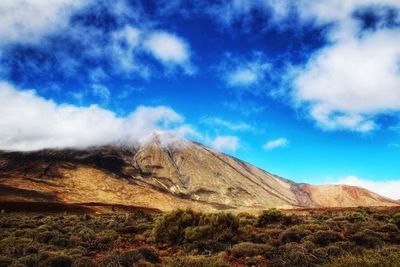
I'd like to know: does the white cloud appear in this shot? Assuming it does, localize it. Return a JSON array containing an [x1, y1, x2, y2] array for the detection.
[[0, 82, 193, 151], [223, 101, 265, 116], [110, 25, 150, 77], [337, 175, 400, 200], [263, 138, 289, 150], [143, 32, 193, 73], [221, 53, 270, 88], [294, 29, 400, 132], [209, 136, 240, 152], [227, 69, 258, 87], [0, 3, 194, 81], [200, 116, 254, 132], [291, 1, 400, 132], [0, 0, 92, 46], [202, 0, 400, 132], [92, 84, 111, 102]]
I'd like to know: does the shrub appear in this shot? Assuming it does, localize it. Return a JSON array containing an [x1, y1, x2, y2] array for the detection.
[[185, 240, 226, 254], [0, 237, 34, 257], [346, 212, 367, 223], [153, 209, 200, 245], [135, 247, 160, 264], [230, 242, 272, 258], [314, 244, 345, 261], [310, 230, 344, 247], [324, 248, 400, 267], [282, 214, 303, 226], [164, 256, 229, 267], [72, 257, 96, 267], [37, 230, 59, 244], [274, 243, 316, 267], [297, 223, 329, 232], [258, 209, 283, 226], [0, 255, 12, 267], [154, 210, 239, 249], [351, 229, 384, 249], [279, 227, 311, 244], [96, 230, 119, 244], [252, 233, 270, 244], [45, 254, 73, 267], [185, 213, 239, 243], [392, 213, 400, 228], [356, 206, 373, 215], [372, 213, 389, 222], [99, 247, 159, 267]]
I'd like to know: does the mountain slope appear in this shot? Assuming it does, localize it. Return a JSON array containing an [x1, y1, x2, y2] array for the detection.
[[0, 133, 397, 211]]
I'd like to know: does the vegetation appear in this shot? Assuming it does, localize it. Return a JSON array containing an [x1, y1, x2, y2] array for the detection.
[[0, 206, 399, 266]]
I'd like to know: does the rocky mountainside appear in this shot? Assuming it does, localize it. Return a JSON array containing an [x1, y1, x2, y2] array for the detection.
[[0, 133, 398, 212]]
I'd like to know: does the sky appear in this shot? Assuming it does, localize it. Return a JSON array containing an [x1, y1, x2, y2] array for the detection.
[[0, 0, 400, 199]]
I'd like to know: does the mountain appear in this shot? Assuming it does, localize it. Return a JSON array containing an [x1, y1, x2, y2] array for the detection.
[[0, 133, 398, 212]]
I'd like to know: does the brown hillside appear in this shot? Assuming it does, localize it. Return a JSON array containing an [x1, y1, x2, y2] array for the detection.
[[0, 133, 397, 211]]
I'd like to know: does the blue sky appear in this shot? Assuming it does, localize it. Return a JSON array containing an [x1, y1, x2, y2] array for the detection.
[[0, 0, 400, 199]]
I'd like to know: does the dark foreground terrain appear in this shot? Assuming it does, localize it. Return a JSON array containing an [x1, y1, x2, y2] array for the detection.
[[0, 205, 400, 267]]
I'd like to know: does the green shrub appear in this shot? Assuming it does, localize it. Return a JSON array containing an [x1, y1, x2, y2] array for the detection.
[[185, 213, 239, 243], [37, 230, 59, 244], [356, 206, 373, 215], [274, 243, 316, 267], [282, 214, 303, 226], [0, 237, 34, 256], [392, 213, 400, 228], [346, 212, 367, 223], [324, 248, 400, 267], [154, 210, 238, 248], [45, 254, 73, 267], [153, 209, 200, 245], [96, 230, 119, 244], [310, 230, 344, 247], [258, 209, 283, 226], [297, 223, 329, 232], [99, 247, 159, 267], [13, 254, 41, 267], [314, 244, 346, 261], [72, 257, 96, 267], [0, 255, 13, 267], [351, 229, 384, 249], [230, 242, 272, 258], [185, 240, 226, 254], [279, 227, 311, 244], [136, 246, 160, 264], [164, 255, 229, 267]]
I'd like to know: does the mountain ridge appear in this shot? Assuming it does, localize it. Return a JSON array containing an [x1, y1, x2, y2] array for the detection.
[[0, 133, 397, 212]]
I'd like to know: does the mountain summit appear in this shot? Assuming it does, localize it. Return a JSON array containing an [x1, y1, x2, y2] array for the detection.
[[0, 133, 397, 211]]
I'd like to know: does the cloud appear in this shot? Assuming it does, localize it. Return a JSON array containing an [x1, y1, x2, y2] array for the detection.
[[294, 29, 400, 132], [0, 0, 92, 46], [92, 84, 111, 102], [144, 32, 191, 67], [336, 175, 400, 200], [0, 82, 193, 151], [195, 0, 400, 132], [263, 138, 289, 150], [220, 52, 270, 89], [0, 1, 195, 92], [110, 25, 150, 77], [223, 101, 265, 116], [209, 136, 240, 152], [290, 1, 400, 132], [200, 116, 254, 132]]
